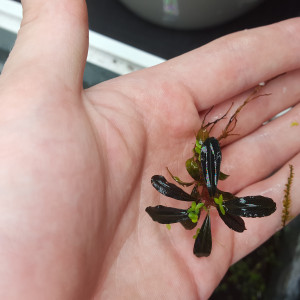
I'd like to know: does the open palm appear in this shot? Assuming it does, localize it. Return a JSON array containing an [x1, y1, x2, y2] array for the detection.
[[0, 1, 299, 299]]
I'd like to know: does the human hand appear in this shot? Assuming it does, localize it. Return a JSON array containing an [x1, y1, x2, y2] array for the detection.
[[0, 1, 299, 299]]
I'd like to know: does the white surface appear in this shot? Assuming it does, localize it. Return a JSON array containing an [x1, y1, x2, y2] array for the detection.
[[0, 0, 22, 33], [88, 30, 165, 74], [0, 0, 165, 75]]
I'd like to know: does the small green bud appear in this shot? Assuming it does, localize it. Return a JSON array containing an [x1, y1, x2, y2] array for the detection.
[[193, 228, 200, 239], [214, 195, 225, 215], [195, 203, 204, 214], [214, 194, 223, 205], [219, 205, 225, 215], [187, 201, 197, 213], [194, 147, 201, 155], [188, 212, 198, 223]]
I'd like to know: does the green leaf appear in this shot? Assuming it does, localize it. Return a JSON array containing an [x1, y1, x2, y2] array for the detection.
[[195, 203, 204, 215], [219, 171, 230, 180], [214, 194, 225, 215], [214, 194, 223, 205], [219, 205, 225, 215], [195, 139, 202, 151], [166, 168, 194, 187], [188, 212, 198, 223], [187, 201, 196, 213], [193, 228, 200, 239], [185, 158, 200, 181]]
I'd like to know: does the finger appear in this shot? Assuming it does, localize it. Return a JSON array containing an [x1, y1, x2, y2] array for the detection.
[[151, 18, 300, 111], [1, 0, 88, 92], [219, 102, 300, 193], [232, 153, 300, 263]]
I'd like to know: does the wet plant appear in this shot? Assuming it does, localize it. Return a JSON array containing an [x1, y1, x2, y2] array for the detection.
[[213, 164, 296, 299], [146, 81, 277, 257]]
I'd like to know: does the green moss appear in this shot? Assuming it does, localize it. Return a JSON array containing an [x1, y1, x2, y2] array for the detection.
[[281, 164, 294, 227]]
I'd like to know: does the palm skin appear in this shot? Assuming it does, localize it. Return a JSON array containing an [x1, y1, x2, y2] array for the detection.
[[0, 1, 299, 299]]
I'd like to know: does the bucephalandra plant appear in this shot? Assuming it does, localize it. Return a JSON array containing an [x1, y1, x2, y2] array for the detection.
[[146, 78, 279, 257]]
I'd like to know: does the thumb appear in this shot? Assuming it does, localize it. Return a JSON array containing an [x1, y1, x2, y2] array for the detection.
[[1, 0, 88, 93]]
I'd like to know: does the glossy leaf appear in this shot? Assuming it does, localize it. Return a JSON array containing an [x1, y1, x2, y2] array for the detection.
[[180, 219, 198, 230], [196, 127, 209, 145], [193, 214, 212, 257], [200, 137, 222, 197], [145, 205, 189, 224], [191, 184, 200, 200], [151, 175, 196, 202], [224, 195, 276, 218], [217, 207, 246, 232], [219, 171, 230, 181], [185, 158, 200, 181]]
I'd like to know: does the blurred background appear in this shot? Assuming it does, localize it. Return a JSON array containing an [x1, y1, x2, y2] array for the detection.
[[1, 0, 300, 299], [10, 0, 300, 59], [83, 0, 299, 58]]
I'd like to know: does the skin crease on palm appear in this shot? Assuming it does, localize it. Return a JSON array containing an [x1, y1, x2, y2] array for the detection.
[[0, 0, 299, 299]]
